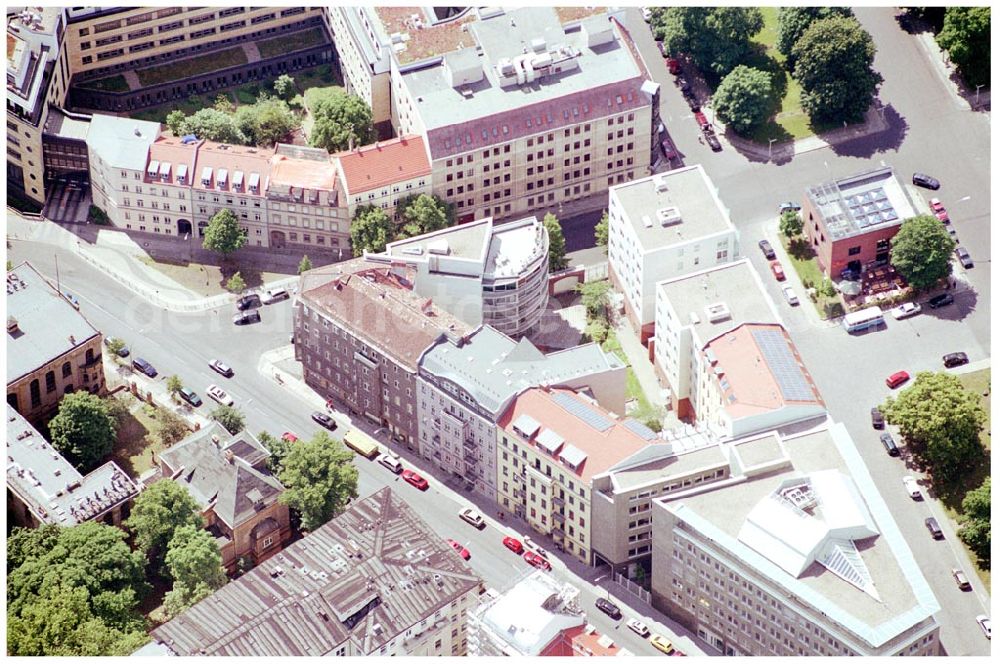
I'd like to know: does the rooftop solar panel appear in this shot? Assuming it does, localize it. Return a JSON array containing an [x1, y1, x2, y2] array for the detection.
[[623, 418, 658, 441], [751, 328, 817, 403], [551, 392, 614, 432]]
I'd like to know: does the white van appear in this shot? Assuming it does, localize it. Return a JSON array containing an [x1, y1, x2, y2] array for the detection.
[[263, 287, 290, 304], [377, 453, 403, 474]]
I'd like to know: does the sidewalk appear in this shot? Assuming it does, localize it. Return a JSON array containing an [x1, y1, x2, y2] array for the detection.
[[614, 317, 668, 408], [910, 21, 990, 112]]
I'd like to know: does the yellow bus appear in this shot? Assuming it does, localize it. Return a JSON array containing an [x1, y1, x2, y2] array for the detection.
[[343, 429, 380, 460]]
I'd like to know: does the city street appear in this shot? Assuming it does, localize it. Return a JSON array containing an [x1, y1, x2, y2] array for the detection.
[[10, 239, 700, 657]]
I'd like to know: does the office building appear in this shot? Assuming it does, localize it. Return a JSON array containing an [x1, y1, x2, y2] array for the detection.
[[608, 165, 739, 328], [333, 134, 432, 221]]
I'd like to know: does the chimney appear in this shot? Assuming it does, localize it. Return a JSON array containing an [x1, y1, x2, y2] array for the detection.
[[7, 316, 18, 334], [68, 334, 76, 345], [224, 449, 235, 463], [211, 435, 220, 447]]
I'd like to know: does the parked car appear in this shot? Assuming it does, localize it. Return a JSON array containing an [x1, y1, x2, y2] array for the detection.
[[642, 7, 652, 22], [523, 550, 551, 571], [62, 290, 80, 309], [976, 615, 991, 640], [595, 597, 623, 621], [402, 469, 429, 491], [236, 293, 262, 310], [523, 537, 549, 559], [177, 387, 202, 408], [666, 57, 680, 75], [902, 475, 921, 499], [955, 246, 974, 269], [208, 359, 234, 377], [770, 261, 785, 281], [943, 352, 969, 368], [758, 239, 776, 260], [376, 452, 403, 474], [871, 407, 885, 429], [459, 507, 486, 529], [912, 172, 940, 190], [281, 432, 299, 443], [693, 110, 709, 128], [952, 568, 971, 590], [925, 517, 943, 539], [206, 384, 234, 407], [880, 432, 899, 457], [782, 285, 799, 306], [660, 136, 678, 161], [131, 357, 157, 378], [103, 336, 131, 357], [502, 536, 524, 554], [777, 202, 801, 214], [650, 634, 675, 655], [927, 292, 954, 309], [704, 132, 722, 152], [929, 197, 945, 212], [885, 370, 910, 389], [627, 618, 651, 637], [889, 302, 921, 320], [232, 310, 261, 325], [311, 411, 337, 430], [263, 288, 290, 304], [446, 538, 471, 560], [935, 209, 950, 223]]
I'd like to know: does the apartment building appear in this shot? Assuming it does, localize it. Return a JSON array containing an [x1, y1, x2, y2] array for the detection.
[[416, 326, 626, 500], [6, 263, 105, 426], [138, 133, 200, 237], [7, 404, 138, 529], [86, 113, 162, 228], [607, 165, 739, 328], [268, 143, 347, 253], [148, 487, 483, 656], [652, 259, 781, 420], [333, 134, 432, 221], [496, 387, 659, 564], [649, 424, 941, 656], [372, 214, 549, 337], [295, 258, 471, 448], [191, 140, 272, 243], [393, 7, 655, 223], [802, 166, 918, 278]]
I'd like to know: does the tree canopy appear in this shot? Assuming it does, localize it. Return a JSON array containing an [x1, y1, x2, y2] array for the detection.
[[181, 108, 244, 144], [350, 204, 393, 256], [298, 255, 313, 274], [779, 210, 803, 237], [308, 90, 376, 152], [958, 476, 990, 566], [652, 7, 764, 79], [234, 95, 298, 147], [577, 280, 612, 320], [162, 525, 227, 619], [259, 431, 293, 477], [594, 210, 609, 248], [202, 209, 247, 257], [776, 7, 855, 65], [397, 193, 453, 238], [792, 16, 883, 123], [125, 478, 203, 563], [225, 271, 246, 293], [211, 405, 245, 434], [712, 65, 774, 134], [279, 432, 359, 531], [272, 73, 296, 100], [881, 372, 986, 485], [890, 215, 955, 291], [48, 392, 117, 471], [936, 7, 991, 88], [543, 213, 568, 271]]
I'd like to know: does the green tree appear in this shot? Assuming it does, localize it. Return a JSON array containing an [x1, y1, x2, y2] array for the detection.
[[936, 7, 991, 88], [259, 431, 292, 476], [543, 212, 568, 271], [397, 193, 453, 238], [350, 204, 393, 256], [711, 65, 774, 134], [213, 93, 234, 114], [166, 375, 183, 398], [652, 7, 764, 79], [202, 209, 247, 257], [48, 392, 117, 471], [792, 16, 883, 124], [181, 108, 244, 144], [776, 7, 855, 65], [585, 318, 609, 344], [298, 255, 313, 274], [577, 280, 612, 320], [125, 479, 202, 563], [211, 405, 245, 434], [234, 96, 299, 147], [158, 409, 190, 446], [308, 90, 376, 152], [162, 525, 227, 618], [279, 432, 359, 531], [166, 109, 187, 136], [958, 476, 990, 565], [105, 337, 127, 360], [889, 215, 955, 291], [162, 581, 216, 621], [225, 271, 246, 293], [881, 372, 986, 485], [594, 210, 609, 248], [273, 73, 296, 100], [779, 210, 803, 238]]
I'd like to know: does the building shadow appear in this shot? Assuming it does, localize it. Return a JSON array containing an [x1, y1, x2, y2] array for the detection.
[[829, 104, 909, 159]]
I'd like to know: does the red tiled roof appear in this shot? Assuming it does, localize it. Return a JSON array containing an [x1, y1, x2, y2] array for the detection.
[[145, 136, 201, 186], [191, 141, 273, 196], [268, 154, 337, 192], [424, 77, 650, 161], [334, 135, 431, 195]]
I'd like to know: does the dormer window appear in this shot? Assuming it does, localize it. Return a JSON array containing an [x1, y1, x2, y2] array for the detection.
[[201, 166, 213, 187]]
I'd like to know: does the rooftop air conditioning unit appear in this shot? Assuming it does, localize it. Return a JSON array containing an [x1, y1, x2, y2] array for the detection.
[[704, 302, 731, 323], [641, 215, 653, 228], [657, 206, 682, 226], [655, 176, 669, 192]]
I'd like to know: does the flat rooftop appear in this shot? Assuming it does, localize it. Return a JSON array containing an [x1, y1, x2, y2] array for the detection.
[[386, 216, 492, 263], [374, 6, 479, 65], [7, 405, 137, 526], [150, 487, 482, 656], [807, 166, 917, 241], [7, 262, 101, 384], [662, 425, 938, 647], [486, 217, 546, 279], [606, 442, 727, 493], [657, 259, 780, 345], [612, 165, 734, 250], [43, 107, 90, 141], [480, 570, 584, 656]]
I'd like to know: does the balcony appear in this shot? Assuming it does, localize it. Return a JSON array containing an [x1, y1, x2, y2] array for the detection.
[[551, 525, 564, 537], [552, 495, 565, 507], [463, 448, 476, 461], [462, 438, 476, 452], [552, 511, 565, 522], [464, 455, 478, 468]]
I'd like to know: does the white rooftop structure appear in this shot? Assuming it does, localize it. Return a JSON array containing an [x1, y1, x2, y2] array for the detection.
[[86, 114, 161, 171]]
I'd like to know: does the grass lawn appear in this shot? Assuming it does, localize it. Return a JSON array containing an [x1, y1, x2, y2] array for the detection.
[[138, 256, 292, 297], [257, 27, 327, 59], [129, 92, 224, 124], [956, 368, 991, 452], [78, 74, 131, 92], [782, 235, 843, 319], [137, 46, 248, 87], [109, 394, 161, 478], [294, 63, 342, 92]]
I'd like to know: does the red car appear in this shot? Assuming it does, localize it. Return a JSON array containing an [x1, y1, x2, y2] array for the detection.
[[502, 536, 524, 554], [935, 210, 950, 223], [402, 469, 428, 491], [886, 371, 910, 389], [770, 261, 785, 281], [446, 538, 470, 560], [666, 57, 680, 75], [281, 432, 299, 443], [523, 550, 552, 571], [929, 197, 945, 212], [660, 137, 678, 161], [694, 110, 709, 128]]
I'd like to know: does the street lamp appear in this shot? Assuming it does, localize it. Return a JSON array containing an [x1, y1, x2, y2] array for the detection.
[[768, 138, 776, 161]]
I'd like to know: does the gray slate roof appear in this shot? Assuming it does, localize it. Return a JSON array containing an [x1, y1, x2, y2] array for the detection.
[[85, 113, 160, 171], [149, 487, 482, 656]]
